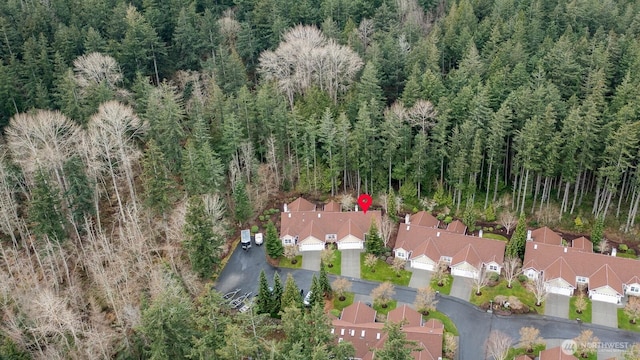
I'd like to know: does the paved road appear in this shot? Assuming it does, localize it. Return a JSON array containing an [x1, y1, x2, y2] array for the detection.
[[450, 276, 472, 300], [215, 246, 640, 359], [545, 293, 570, 319], [341, 249, 362, 278]]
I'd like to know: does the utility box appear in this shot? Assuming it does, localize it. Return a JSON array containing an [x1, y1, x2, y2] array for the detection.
[[241, 229, 251, 250]]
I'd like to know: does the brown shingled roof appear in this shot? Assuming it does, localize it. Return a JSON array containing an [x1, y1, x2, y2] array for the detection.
[[539, 346, 578, 359], [531, 226, 563, 245], [571, 236, 593, 252], [281, 208, 382, 244], [544, 257, 577, 285], [589, 264, 624, 294], [451, 244, 482, 268], [446, 220, 467, 234], [287, 197, 316, 212], [323, 200, 341, 212], [396, 225, 505, 266], [387, 304, 423, 327], [409, 211, 439, 228], [340, 302, 377, 324]]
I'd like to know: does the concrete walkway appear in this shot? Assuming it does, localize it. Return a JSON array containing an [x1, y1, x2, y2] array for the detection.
[[301, 250, 321, 271], [545, 293, 570, 319], [408, 269, 432, 289], [592, 300, 619, 328], [341, 249, 362, 278], [450, 276, 472, 301]]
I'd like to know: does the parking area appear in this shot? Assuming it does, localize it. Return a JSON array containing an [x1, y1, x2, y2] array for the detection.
[[450, 276, 472, 301], [544, 293, 570, 319], [214, 239, 275, 296], [591, 300, 618, 328], [341, 249, 362, 278], [301, 250, 321, 271], [408, 269, 432, 289]]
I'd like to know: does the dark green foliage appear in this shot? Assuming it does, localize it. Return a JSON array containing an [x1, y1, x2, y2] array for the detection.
[[507, 212, 527, 260], [319, 262, 332, 297], [271, 272, 283, 317], [256, 270, 271, 315], [281, 273, 302, 310], [233, 180, 252, 226], [183, 196, 223, 278], [29, 170, 67, 242], [141, 139, 174, 215], [309, 275, 324, 308], [62, 156, 94, 232], [462, 202, 477, 232], [374, 321, 419, 360], [591, 216, 604, 249], [0, 334, 30, 360], [365, 221, 384, 256], [266, 221, 284, 259]]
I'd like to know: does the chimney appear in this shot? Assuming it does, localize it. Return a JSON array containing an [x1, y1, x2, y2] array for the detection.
[[534, 244, 538, 250], [405, 213, 410, 224], [284, 203, 288, 213], [563, 247, 568, 253], [436, 232, 440, 237], [479, 230, 483, 238], [527, 230, 532, 241], [612, 248, 617, 257], [355, 204, 359, 212]]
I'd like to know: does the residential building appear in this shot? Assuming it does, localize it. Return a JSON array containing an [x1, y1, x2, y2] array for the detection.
[[331, 302, 443, 360], [280, 197, 382, 251], [538, 346, 578, 359]]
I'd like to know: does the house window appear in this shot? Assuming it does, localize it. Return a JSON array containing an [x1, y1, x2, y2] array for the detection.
[[326, 234, 337, 241], [577, 277, 588, 283], [441, 256, 452, 263], [284, 238, 292, 245], [489, 265, 498, 271], [630, 286, 639, 293], [397, 251, 405, 259]]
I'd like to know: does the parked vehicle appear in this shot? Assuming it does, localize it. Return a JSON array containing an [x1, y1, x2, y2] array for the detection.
[[254, 232, 263, 246], [241, 229, 251, 250]]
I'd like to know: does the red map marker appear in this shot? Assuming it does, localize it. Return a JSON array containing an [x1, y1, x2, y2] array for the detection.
[[358, 194, 372, 214]]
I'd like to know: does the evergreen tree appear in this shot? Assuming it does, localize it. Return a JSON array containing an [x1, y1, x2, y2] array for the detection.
[[256, 270, 271, 315], [374, 321, 419, 360], [29, 170, 67, 242], [365, 221, 383, 256], [190, 288, 230, 358], [281, 273, 302, 310], [62, 156, 94, 233], [233, 180, 252, 226], [591, 216, 604, 249], [145, 82, 186, 174], [181, 137, 224, 196], [141, 139, 174, 216], [507, 212, 527, 260], [183, 196, 223, 278], [319, 262, 332, 298], [271, 272, 283, 317], [265, 221, 284, 259], [309, 275, 324, 308]]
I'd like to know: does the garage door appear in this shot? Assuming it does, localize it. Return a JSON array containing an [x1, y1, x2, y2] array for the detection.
[[546, 286, 573, 297], [451, 268, 476, 279], [299, 243, 324, 251], [337, 241, 363, 250], [590, 292, 620, 304], [410, 261, 435, 271]]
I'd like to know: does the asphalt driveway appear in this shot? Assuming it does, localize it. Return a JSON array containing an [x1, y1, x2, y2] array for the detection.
[[301, 250, 321, 271], [408, 269, 432, 289], [341, 249, 362, 278], [214, 240, 277, 296], [450, 276, 472, 301], [591, 300, 618, 328], [545, 293, 570, 319]]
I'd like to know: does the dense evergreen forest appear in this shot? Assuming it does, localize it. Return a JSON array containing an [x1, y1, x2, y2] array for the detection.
[[2, 0, 640, 358]]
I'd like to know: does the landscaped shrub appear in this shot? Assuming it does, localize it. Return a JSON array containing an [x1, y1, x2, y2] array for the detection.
[[628, 248, 636, 255], [437, 213, 446, 221], [259, 215, 265, 221], [619, 244, 629, 252], [518, 274, 528, 283], [488, 227, 493, 231], [444, 216, 453, 224], [475, 225, 482, 231], [495, 225, 502, 230], [251, 225, 259, 233], [489, 273, 500, 282]]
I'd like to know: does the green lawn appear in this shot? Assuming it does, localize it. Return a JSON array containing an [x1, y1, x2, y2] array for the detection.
[[360, 253, 412, 286], [374, 300, 397, 315], [326, 251, 342, 275], [278, 255, 302, 269], [481, 233, 509, 241], [616, 252, 638, 259], [569, 296, 592, 323], [430, 275, 453, 295], [470, 280, 544, 314], [423, 311, 458, 336], [618, 308, 640, 332], [506, 344, 545, 359], [332, 292, 355, 312]]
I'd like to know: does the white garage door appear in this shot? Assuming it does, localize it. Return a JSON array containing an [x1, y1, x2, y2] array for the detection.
[[410, 260, 435, 271], [451, 268, 476, 279], [299, 243, 324, 252], [590, 292, 620, 304], [337, 241, 363, 250], [546, 286, 573, 297]]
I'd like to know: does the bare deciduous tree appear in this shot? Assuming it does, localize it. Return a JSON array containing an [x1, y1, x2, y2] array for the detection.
[[380, 214, 396, 248], [406, 100, 437, 135], [391, 257, 406, 276], [444, 332, 458, 359], [321, 246, 336, 267], [527, 274, 548, 306], [332, 278, 352, 301], [518, 326, 543, 353], [485, 330, 512, 360], [258, 25, 363, 107], [574, 293, 588, 314], [339, 193, 355, 211], [284, 245, 299, 264], [73, 52, 122, 91], [507, 296, 523, 311], [499, 210, 517, 234], [574, 329, 599, 358], [624, 343, 640, 360], [473, 264, 489, 296], [625, 296, 640, 324], [364, 253, 378, 272], [371, 282, 395, 308], [414, 286, 437, 315], [357, 18, 374, 50], [432, 262, 450, 287], [502, 256, 521, 288]]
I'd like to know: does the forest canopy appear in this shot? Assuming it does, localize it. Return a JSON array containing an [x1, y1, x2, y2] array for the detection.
[[2, 0, 640, 358]]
